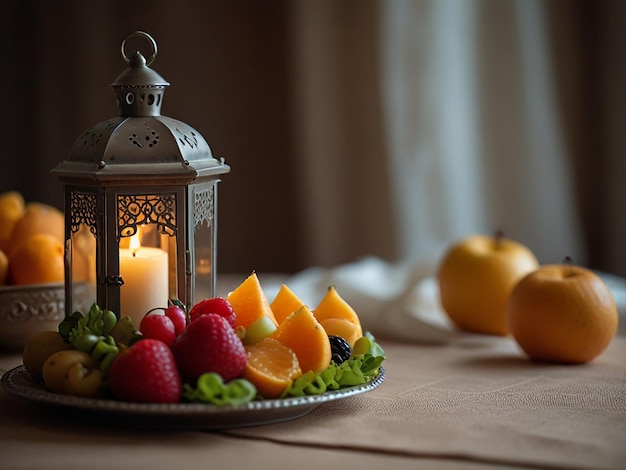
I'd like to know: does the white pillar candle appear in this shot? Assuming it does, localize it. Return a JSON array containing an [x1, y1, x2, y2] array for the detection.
[[119, 234, 169, 327]]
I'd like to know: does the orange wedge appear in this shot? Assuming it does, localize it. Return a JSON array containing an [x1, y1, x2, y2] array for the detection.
[[227, 272, 278, 329], [313, 286, 363, 347], [273, 305, 331, 374], [320, 317, 361, 348], [270, 283, 306, 324], [243, 338, 302, 399]]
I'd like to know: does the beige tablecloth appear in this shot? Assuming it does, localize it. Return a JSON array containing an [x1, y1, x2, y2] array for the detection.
[[1, 270, 625, 469], [227, 335, 626, 469], [1, 334, 625, 470]]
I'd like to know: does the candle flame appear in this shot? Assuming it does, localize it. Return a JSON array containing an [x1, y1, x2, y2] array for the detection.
[[129, 233, 141, 256]]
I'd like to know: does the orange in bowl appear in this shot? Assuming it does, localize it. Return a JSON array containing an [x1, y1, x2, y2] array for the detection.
[[9, 233, 65, 285], [0, 250, 8, 285], [0, 191, 26, 253], [7, 202, 64, 258]]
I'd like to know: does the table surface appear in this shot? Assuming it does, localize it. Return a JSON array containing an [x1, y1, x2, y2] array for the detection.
[[1, 275, 625, 470]]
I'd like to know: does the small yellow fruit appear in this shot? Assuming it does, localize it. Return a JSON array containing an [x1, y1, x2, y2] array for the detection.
[[63, 362, 103, 397], [437, 234, 539, 336], [42, 350, 95, 394], [22, 330, 74, 380]]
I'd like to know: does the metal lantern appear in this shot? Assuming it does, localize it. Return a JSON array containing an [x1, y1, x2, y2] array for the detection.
[[52, 31, 230, 326]]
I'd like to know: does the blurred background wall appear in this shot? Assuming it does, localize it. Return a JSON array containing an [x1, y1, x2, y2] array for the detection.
[[1, 0, 624, 277]]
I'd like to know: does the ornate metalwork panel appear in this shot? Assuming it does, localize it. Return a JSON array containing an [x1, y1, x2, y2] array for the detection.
[[70, 191, 97, 235], [118, 193, 177, 237], [194, 187, 214, 229]]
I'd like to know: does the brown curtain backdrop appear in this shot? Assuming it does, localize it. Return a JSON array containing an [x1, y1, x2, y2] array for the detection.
[[1, 0, 302, 274], [1, 0, 625, 277]]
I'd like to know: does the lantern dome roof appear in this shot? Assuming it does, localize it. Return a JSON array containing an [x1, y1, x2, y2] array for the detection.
[[53, 31, 229, 186]]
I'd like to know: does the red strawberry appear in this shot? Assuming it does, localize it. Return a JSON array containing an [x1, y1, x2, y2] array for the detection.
[[171, 313, 246, 382], [107, 339, 182, 403], [188, 297, 236, 326]]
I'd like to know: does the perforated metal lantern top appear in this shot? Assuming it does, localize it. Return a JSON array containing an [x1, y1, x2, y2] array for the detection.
[[53, 31, 229, 187]]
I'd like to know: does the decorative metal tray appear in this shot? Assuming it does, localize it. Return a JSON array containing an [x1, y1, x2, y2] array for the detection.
[[1, 365, 385, 430]]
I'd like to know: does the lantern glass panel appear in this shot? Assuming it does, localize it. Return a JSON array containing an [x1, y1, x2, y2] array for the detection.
[[116, 192, 179, 324], [72, 225, 96, 286], [191, 183, 217, 302], [67, 190, 98, 314]]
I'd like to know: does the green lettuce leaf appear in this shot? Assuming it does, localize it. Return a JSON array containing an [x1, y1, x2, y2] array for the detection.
[[281, 332, 385, 398]]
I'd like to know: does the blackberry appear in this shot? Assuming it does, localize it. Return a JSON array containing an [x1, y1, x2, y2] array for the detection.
[[329, 335, 351, 364]]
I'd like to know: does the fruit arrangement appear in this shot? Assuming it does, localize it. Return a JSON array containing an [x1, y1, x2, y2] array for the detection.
[[22, 272, 385, 404], [437, 232, 619, 364], [0, 191, 67, 286]]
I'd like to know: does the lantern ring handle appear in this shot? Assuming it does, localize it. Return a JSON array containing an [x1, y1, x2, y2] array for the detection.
[[121, 31, 157, 66]]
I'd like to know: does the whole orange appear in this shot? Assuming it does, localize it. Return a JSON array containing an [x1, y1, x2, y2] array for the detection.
[[506, 263, 618, 364], [437, 234, 539, 336], [0, 191, 25, 253], [0, 249, 8, 285], [7, 202, 64, 257], [9, 234, 65, 285]]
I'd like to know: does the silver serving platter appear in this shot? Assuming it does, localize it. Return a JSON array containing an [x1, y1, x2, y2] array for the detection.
[[1, 365, 385, 430]]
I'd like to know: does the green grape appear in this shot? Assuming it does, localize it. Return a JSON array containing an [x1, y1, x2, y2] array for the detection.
[[58, 303, 126, 379], [351, 336, 372, 356]]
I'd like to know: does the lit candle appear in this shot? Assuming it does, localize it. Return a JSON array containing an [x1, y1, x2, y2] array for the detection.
[[119, 233, 169, 326]]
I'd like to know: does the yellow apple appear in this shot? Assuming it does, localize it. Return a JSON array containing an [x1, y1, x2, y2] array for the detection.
[[437, 234, 539, 335], [507, 262, 618, 363]]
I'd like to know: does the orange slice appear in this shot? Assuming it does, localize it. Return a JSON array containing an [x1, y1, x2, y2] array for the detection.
[[243, 338, 302, 399]]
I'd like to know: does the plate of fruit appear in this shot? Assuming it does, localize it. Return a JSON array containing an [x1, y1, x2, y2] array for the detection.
[[1, 273, 385, 430]]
